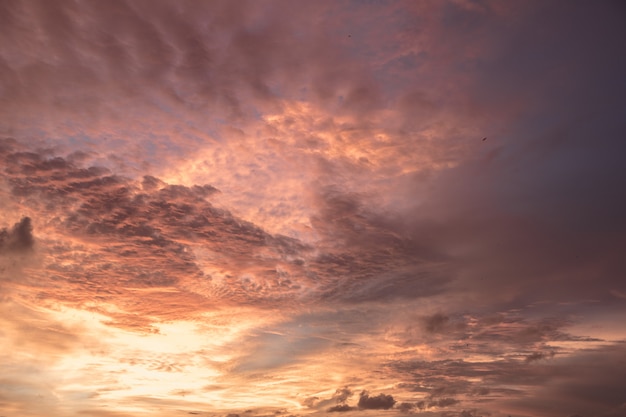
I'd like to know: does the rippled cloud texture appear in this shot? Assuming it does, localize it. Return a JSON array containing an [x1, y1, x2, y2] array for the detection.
[[1, 1, 625, 416]]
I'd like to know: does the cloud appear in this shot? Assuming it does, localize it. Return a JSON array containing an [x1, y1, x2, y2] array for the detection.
[[327, 404, 356, 413], [231, 329, 333, 373], [0, 138, 458, 320], [357, 390, 396, 410], [0, 142, 302, 330], [0, 0, 376, 156], [0, 217, 34, 253], [1, 1, 626, 416], [427, 397, 459, 408], [0, 215, 38, 289], [389, 342, 626, 417], [0, 143, 319, 316], [396, 402, 415, 413], [4, 0, 622, 313], [333, 386, 353, 404], [422, 313, 450, 333], [525, 351, 556, 363], [302, 396, 319, 409], [304, 187, 451, 303]]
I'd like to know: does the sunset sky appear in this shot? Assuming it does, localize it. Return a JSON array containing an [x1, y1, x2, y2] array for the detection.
[[1, 1, 626, 417]]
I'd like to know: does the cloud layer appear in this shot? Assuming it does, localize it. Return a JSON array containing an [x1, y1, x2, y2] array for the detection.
[[1, 1, 625, 417]]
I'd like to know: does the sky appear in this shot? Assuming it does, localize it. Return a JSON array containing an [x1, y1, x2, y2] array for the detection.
[[1, 1, 626, 416]]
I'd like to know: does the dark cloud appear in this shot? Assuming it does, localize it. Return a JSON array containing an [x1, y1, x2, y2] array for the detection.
[[0, 217, 34, 253], [389, 342, 626, 417], [327, 404, 355, 413], [357, 390, 396, 410], [423, 313, 450, 333], [396, 402, 415, 413], [525, 350, 556, 363]]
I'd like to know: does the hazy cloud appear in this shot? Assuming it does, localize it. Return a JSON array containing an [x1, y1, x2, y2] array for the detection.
[[427, 397, 459, 408], [333, 386, 354, 405]]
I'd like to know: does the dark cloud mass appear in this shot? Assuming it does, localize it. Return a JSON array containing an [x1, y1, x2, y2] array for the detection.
[[0, 217, 34, 252], [1, 1, 625, 416], [357, 391, 396, 410], [422, 313, 450, 334]]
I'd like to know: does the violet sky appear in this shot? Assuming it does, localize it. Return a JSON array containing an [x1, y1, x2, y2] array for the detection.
[[1, 1, 626, 417]]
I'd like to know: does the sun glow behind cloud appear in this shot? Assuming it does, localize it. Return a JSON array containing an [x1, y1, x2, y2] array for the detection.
[[1, 301, 303, 413]]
